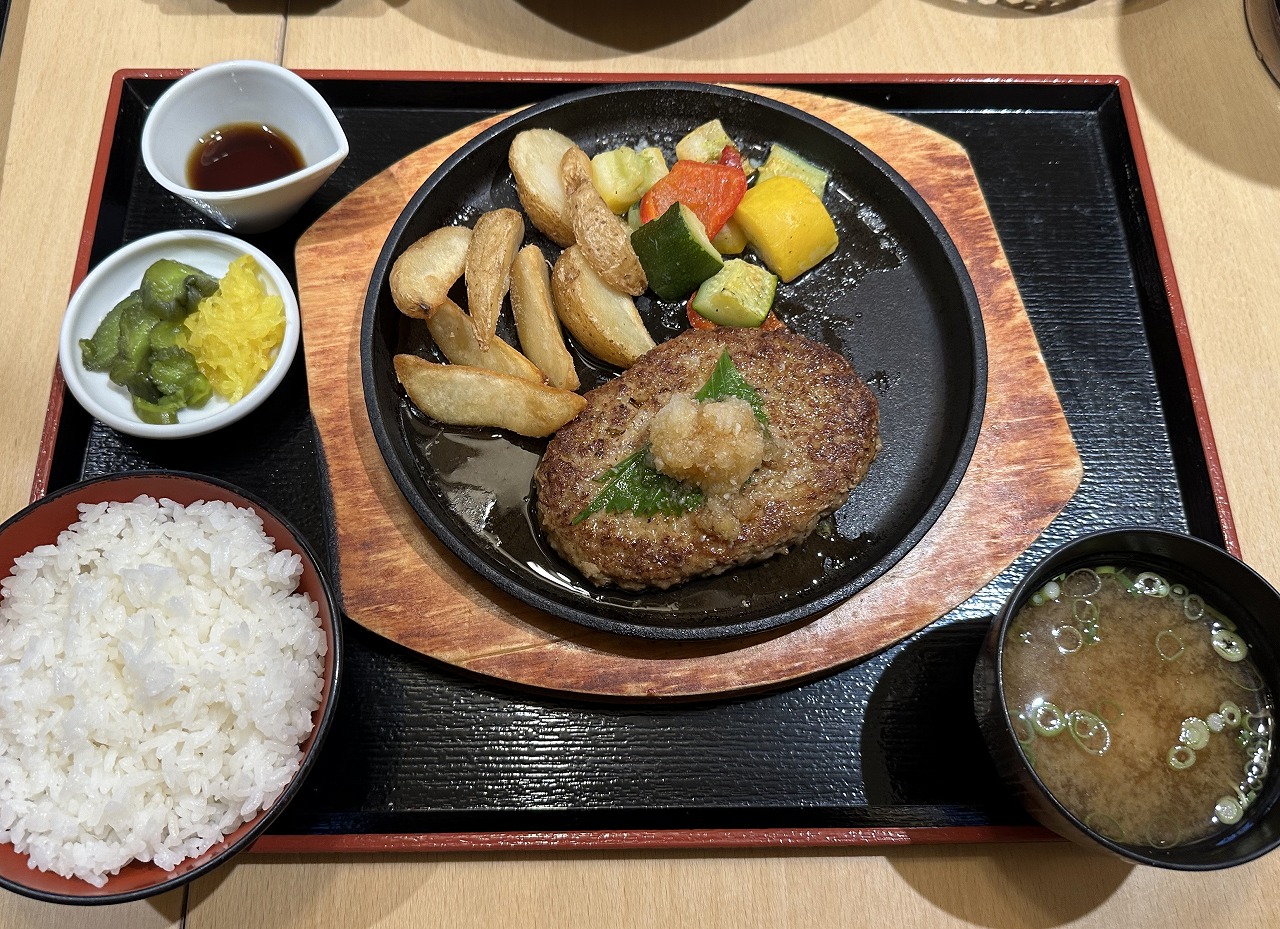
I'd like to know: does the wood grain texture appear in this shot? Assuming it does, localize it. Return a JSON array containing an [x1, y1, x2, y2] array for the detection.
[[295, 85, 1081, 698], [188, 844, 1276, 929]]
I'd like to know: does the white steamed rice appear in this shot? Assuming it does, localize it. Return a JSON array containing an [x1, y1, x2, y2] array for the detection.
[[0, 494, 326, 886]]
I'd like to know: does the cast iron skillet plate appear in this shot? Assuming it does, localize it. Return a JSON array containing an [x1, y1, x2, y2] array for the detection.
[[362, 82, 986, 640]]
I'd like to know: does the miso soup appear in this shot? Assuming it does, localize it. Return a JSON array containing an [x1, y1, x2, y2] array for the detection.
[[1002, 565, 1273, 849]]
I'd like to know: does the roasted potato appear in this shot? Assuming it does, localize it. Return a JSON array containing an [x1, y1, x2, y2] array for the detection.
[[559, 145, 593, 196], [550, 246, 656, 369], [508, 129, 576, 247], [426, 298, 543, 383], [464, 208, 524, 350], [510, 245, 579, 391], [561, 148, 647, 296], [394, 354, 585, 438], [388, 225, 472, 319]]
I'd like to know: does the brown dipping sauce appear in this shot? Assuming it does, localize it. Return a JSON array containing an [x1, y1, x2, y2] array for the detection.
[[187, 123, 303, 192]]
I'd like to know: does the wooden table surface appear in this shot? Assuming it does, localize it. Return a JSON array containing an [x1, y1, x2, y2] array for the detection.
[[2, 0, 1279, 925]]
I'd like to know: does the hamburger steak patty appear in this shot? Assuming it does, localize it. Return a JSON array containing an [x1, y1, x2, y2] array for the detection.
[[534, 327, 881, 590]]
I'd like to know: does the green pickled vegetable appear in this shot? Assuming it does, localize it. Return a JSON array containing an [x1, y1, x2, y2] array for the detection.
[[78, 291, 136, 371], [79, 257, 224, 426], [148, 318, 187, 351], [140, 259, 218, 320], [120, 370, 162, 404], [132, 393, 186, 425], [147, 346, 210, 404], [185, 373, 212, 408], [130, 346, 211, 424], [109, 300, 161, 388]]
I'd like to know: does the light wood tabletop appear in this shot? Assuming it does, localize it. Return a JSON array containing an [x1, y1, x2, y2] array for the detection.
[[2, 0, 1279, 925]]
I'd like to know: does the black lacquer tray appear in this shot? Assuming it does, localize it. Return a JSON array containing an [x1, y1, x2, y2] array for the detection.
[[38, 72, 1229, 850]]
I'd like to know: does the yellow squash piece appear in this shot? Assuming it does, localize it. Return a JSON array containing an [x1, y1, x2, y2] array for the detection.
[[711, 216, 748, 255], [732, 176, 838, 283], [591, 147, 646, 214]]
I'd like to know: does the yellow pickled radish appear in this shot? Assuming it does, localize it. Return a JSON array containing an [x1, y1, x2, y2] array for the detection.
[[180, 255, 285, 402], [732, 176, 838, 283]]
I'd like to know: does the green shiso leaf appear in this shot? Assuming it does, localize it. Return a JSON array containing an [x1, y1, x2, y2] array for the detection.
[[693, 350, 768, 426], [572, 351, 767, 524], [571, 447, 703, 524]]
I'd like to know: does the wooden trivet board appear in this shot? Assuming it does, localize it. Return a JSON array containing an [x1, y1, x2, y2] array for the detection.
[[295, 86, 1082, 699]]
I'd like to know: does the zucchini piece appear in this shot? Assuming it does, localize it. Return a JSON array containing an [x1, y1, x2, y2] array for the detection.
[[626, 201, 642, 232], [591, 147, 647, 214], [691, 260, 778, 328], [756, 144, 831, 198], [629, 202, 724, 301], [638, 147, 669, 191], [675, 119, 734, 163]]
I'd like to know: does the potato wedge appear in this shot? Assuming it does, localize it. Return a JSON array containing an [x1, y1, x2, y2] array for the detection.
[[465, 208, 524, 350], [550, 246, 656, 369], [426, 298, 543, 383], [560, 145, 593, 195], [561, 147, 647, 296], [509, 128, 576, 247], [567, 184, 648, 297], [388, 225, 472, 319], [394, 354, 586, 438], [510, 245, 579, 391]]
